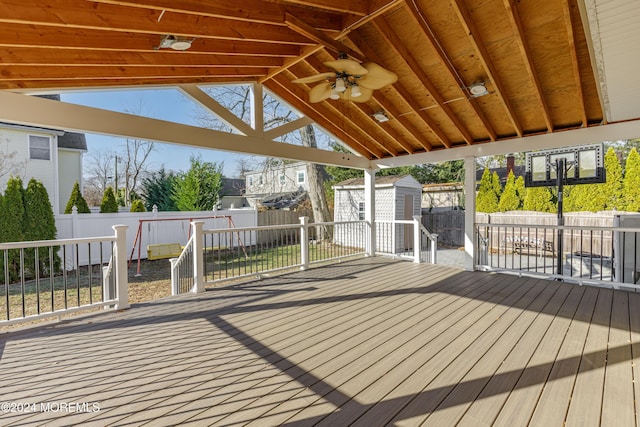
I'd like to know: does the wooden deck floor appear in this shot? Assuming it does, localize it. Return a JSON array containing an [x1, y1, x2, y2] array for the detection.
[[1, 257, 639, 426]]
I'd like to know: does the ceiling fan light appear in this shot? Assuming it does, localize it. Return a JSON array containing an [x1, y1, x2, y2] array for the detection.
[[351, 84, 361, 98], [329, 88, 340, 100], [335, 78, 346, 93]]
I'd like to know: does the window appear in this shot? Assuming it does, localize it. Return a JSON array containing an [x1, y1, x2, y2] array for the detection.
[[358, 202, 366, 220], [297, 170, 305, 184], [29, 135, 51, 160], [279, 175, 285, 185], [259, 175, 263, 185], [248, 176, 253, 186]]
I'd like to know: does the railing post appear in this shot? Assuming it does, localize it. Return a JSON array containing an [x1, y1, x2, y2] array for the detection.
[[300, 216, 309, 270], [112, 224, 129, 310], [169, 258, 178, 296], [192, 221, 205, 293], [413, 216, 421, 263]]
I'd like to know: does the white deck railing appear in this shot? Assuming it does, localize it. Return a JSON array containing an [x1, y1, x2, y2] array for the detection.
[[475, 221, 640, 289], [0, 225, 129, 326], [170, 217, 435, 294]]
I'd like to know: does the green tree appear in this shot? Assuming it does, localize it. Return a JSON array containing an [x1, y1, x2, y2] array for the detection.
[[140, 168, 178, 211], [603, 147, 624, 210], [498, 171, 521, 212], [23, 179, 60, 276], [623, 148, 640, 211], [100, 186, 119, 213], [491, 171, 502, 199], [1, 177, 25, 281], [129, 199, 146, 212], [64, 181, 90, 213], [172, 156, 223, 211], [523, 186, 556, 212], [476, 168, 499, 213]]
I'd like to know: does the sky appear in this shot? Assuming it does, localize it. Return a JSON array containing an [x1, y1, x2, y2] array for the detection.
[[60, 88, 257, 178]]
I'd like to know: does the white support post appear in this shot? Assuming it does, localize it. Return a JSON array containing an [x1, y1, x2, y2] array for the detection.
[[300, 216, 309, 270], [169, 258, 178, 296], [251, 83, 264, 132], [413, 216, 421, 264], [192, 221, 205, 293], [364, 168, 376, 256], [113, 224, 129, 310], [464, 156, 476, 271]]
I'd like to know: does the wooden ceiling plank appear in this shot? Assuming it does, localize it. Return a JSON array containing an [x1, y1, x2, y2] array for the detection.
[[0, 77, 261, 91], [562, 0, 588, 127], [373, 16, 474, 145], [1, 66, 268, 81], [0, 0, 312, 45], [503, 0, 554, 132], [87, 0, 345, 32], [372, 95, 432, 153], [450, 0, 523, 137], [265, 76, 382, 159], [0, 24, 302, 57], [403, 1, 497, 142], [274, 0, 368, 16], [0, 47, 283, 68], [284, 13, 365, 62]]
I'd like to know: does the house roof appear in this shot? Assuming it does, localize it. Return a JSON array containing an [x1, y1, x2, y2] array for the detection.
[[334, 174, 420, 189], [1, 0, 636, 169], [476, 165, 526, 183], [58, 131, 87, 151]]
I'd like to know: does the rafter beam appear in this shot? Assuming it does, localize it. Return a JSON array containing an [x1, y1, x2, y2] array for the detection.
[[503, 0, 554, 132], [179, 84, 258, 137], [450, 0, 524, 137], [284, 13, 365, 62], [403, 1, 497, 142], [562, 0, 588, 127], [373, 16, 474, 145]]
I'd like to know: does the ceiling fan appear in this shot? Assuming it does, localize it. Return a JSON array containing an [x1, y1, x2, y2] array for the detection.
[[292, 54, 397, 103]]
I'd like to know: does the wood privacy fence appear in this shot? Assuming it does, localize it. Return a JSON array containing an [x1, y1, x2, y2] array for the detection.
[[421, 210, 465, 247]]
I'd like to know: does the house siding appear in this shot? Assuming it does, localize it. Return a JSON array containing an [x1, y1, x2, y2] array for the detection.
[[58, 148, 83, 213]]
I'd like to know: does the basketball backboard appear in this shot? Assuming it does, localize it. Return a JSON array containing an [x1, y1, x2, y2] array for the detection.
[[525, 143, 605, 187]]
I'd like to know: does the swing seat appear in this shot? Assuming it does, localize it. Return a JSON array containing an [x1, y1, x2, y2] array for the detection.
[[147, 243, 183, 260]]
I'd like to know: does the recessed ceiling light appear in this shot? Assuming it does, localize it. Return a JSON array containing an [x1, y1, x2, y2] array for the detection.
[[373, 111, 389, 122], [468, 81, 489, 97]]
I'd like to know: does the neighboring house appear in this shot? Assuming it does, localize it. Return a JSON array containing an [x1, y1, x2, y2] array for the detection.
[[0, 122, 87, 214], [333, 175, 422, 253], [422, 182, 464, 212], [244, 162, 311, 209], [218, 178, 246, 209]]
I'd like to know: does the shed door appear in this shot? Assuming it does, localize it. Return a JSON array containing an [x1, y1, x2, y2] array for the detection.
[[404, 195, 414, 250]]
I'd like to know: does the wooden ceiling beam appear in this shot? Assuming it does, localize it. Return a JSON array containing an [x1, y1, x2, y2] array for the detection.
[[562, 0, 588, 127], [450, 0, 524, 137], [372, 95, 432, 153], [266, 75, 383, 159], [0, 24, 303, 57], [0, 77, 260, 91], [503, 0, 554, 132], [373, 16, 474, 145], [284, 13, 365, 62], [275, 0, 369, 16], [0, 0, 311, 45], [403, 1, 497, 142], [87, 0, 344, 31], [0, 66, 267, 81], [0, 47, 283, 68]]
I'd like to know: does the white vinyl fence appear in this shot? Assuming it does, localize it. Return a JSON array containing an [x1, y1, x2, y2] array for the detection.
[[55, 208, 258, 267]]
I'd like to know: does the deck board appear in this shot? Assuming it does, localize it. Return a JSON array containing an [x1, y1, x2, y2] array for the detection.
[[1, 257, 639, 426]]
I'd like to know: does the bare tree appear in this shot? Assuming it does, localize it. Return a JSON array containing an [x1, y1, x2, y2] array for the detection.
[[0, 137, 27, 181], [85, 150, 115, 196], [120, 137, 154, 204], [194, 85, 332, 231]]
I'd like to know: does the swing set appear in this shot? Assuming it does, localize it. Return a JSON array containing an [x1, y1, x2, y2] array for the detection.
[[128, 215, 247, 276]]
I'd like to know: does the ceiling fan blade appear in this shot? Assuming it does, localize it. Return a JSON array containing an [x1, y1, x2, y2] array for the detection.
[[292, 72, 335, 84], [358, 62, 398, 90], [324, 59, 368, 75], [346, 86, 374, 103], [309, 82, 333, 103]]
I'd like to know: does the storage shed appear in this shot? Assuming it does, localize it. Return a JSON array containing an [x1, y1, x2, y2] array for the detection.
[[333, 175, 422, 254]]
